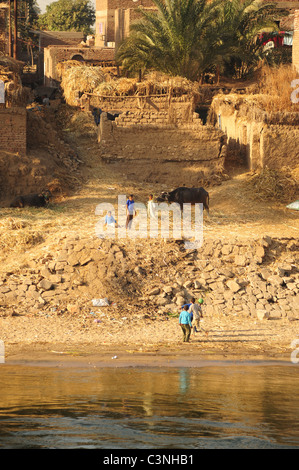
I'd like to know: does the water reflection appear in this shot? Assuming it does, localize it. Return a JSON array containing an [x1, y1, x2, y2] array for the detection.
[[0, 365, 298, 448]]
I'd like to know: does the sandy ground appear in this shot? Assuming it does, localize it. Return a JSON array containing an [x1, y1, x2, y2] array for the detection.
[[1, 309, 298, 367], [1, 113, 299, 367]]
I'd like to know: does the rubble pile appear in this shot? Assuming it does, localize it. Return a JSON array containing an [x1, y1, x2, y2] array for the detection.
[[0, 235, 298, 321]]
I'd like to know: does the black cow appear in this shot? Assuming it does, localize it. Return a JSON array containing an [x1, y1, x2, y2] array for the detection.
[[156, 187, 209, 212], [10, 190, 52, 208]]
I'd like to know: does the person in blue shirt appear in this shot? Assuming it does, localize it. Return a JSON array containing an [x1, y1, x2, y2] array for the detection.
[[126, 194, 136, 229], [104, 211, 117, 227], [179, 305, 192, 343]]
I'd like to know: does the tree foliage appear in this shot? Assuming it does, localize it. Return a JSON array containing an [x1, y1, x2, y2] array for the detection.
[[116, 0, 279, 80], [38, 0, 95, 36]]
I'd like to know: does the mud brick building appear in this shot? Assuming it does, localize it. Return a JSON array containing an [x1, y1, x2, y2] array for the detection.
[[95, 0, 156, 47], [95, 0, 299, 47], [44, 45, 115, 86]]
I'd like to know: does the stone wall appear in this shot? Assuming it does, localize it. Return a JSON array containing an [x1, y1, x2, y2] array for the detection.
[[0, 107, 26, 156], [209, 94, 299, 170], [98, 110, 226, 168], [90, 94, 194, 115], [293, 10, 299, 72]]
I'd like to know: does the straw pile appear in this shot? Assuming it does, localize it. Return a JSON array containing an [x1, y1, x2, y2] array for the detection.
[[56, 60, 84, 79], [248, 166, 299, 201], [94, 72, 200, 98], [0, 53, 28, 106], [141, 71, 200, 97], [59, 62, 200, 103], [94, 77, 137, 96], [59, 62, 106, 105], [0, 218, 44, 252]]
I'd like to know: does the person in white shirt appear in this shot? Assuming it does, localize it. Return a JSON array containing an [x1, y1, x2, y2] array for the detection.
[[188, 297, 203, 333], [147, 194, 156, 218]]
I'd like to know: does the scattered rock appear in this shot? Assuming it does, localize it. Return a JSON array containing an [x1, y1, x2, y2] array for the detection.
[[148, 287, 160, 295], [256, 309, 270, 321], [226, 280, 241, 293], [39, 279, 54, 291]]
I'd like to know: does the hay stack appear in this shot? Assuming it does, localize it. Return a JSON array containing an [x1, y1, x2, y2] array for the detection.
[[249, 166, 299, 201], [93, 72, 199, 98], [58, 62, 200, 105], [140, 71, 200, 98], [94, 77, 137, 96], [56, 60, 83, 79], [59, 63, 106, 105]]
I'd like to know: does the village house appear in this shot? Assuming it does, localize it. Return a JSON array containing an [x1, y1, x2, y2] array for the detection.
[[94, 0, 299, 47]]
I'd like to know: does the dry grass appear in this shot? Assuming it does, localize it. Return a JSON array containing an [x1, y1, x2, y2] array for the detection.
[[248, 166, 299, 201], [255, 65, 299, 112], [60, 64, 106, 105], [58, 62, 200, 102], [68, 111, 98, 137], [0, 218, 44, 252], [94, 72, 200, 97]]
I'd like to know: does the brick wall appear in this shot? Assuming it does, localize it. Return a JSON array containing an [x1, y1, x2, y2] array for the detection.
[[89, 95, 195, 116], [293, 10, 299, 72], [0, 108, 26, 156], [114, 99, 196, 126], [44, 46, 115, 86]]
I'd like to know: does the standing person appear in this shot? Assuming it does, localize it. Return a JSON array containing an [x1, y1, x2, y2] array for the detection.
[[147, 194, 156, 218], [188, 297, 203, 333], [126, 194, 136, 229], [179, 305, 192, 343]]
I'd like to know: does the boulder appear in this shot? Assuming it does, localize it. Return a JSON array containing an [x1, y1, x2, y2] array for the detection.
[[176, 295, 185, 306]]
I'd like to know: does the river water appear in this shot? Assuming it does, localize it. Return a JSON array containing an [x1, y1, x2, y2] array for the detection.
[[0, 362, 298, 449]]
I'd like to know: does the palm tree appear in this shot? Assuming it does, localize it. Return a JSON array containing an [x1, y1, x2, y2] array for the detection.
[[215, 0, 279, 79], [116, 0, 222, 81], [116, 0, 278, 81]]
